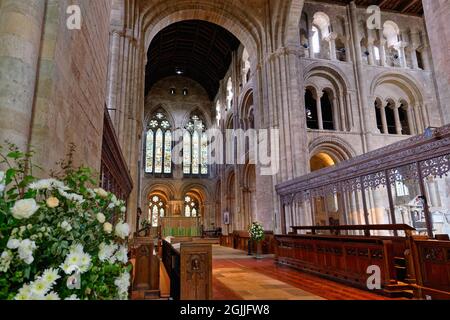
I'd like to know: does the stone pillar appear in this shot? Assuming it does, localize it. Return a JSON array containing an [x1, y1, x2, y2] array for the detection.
[[407, 107, 415, 135], [349, 1, 375, 148], [308, 27, 315, 58], [0, 0, 46, 151], [317, 92, 324, 130], [398, 43, 408, 68], [409, 47, 419, 69], [379, 39, 387, 67], [332, 96, 340, 131], [380, 102, 388, 134], [367, 38, 375, 66], [327, 32, 338, 61], [394, 102, 402, 135], [107, 29, 122, 126], [423, 0, 449, 123]]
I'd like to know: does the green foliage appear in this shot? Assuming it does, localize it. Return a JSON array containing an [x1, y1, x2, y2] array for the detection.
[[0, 142, 131, 300]]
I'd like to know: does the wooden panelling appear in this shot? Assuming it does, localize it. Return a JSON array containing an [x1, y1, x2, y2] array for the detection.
[[275, 234, 401, 294], [412, 239, 450, 299], [220, 231, 276, 254]]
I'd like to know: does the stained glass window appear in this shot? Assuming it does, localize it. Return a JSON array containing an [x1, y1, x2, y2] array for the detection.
[[145, 111, 172, 174], [149, 195, 166, 227], [184, 194, 200, 217], [184, 113, 208, 175]]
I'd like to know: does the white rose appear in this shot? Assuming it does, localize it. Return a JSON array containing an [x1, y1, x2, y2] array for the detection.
[[115, 221, 130, 240], [11, 199, 40, 220], [103, 222, 113, 234], [61, 221, 72, 232], [94, 188, 108, 198], [96, 212, 106, 224], [18, 239, 36, 265], [120, 206, 126, 213], [7, 238, 20, 249], [46, 197, 59, 208]]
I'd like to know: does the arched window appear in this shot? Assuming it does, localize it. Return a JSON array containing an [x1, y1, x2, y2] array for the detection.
[[184, 195, 199, 217], [321, 90, 335, 130], [149, 195, 166, 227], [399, 102, 411, 135], [385, 101, 397, 134], [184, 113, 208, 175], [145, 111, 172, 174], [305, 88, 319, 129], [375, 100, 384, 134]]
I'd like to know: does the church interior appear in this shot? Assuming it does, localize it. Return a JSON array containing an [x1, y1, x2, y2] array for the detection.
[[0, 0, 450, 301]]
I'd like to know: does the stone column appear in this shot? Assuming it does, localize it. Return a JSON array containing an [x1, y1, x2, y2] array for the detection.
[[349, 1, 375, 149], [332, 96, 340, 131], [367, 38, 375, 66], [397, 43, 408, 68], [308, 27, 315, 58], [316, 92, 324, 130], [394, 102, 402, 135], [379, 39, 387, 67], [409, 47, 419, 69], [380, 102, 388, 134], [106, 29, 123, 126], [0, 0, 46, 151], [407, 107, 415, 135], [327, 32, 338, 61]]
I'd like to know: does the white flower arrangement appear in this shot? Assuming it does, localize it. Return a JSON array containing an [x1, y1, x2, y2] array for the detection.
[[248, 221, 265, 242], [0, 143, 132, 300]]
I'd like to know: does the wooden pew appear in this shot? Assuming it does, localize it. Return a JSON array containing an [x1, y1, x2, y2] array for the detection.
[[129, 237, 160, 299], [410, 238, 450, 299], [162, 239, 212, 300], [220, 230, 275, 254]]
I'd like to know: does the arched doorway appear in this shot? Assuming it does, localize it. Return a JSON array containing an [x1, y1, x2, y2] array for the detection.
[[310, 152, 341, 227]]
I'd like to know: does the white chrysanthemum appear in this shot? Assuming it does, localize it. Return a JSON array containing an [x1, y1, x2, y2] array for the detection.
[[44, 292, 60, 300], [114, 271, 131, 297], [115, 221, 130, 240], [86, 188, 96, 199], [14, 285, 32, 300], [11, 199, 40, 220], [42, 268, 60, 286], [28, 178, 66, 191], [79, 253, 92, 273], [31, 279, 50, 297], [61, 220, 72, 232], [98, 242, 118, 262], [7, 238, 20, 249], [58, 189, 85, 204], [114, 245, 129, 264], [65, 294, 80, 300], [66, 252, 81, 266]]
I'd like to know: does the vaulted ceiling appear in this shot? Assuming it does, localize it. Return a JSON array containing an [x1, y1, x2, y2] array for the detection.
[[145, 20, 241, 100], [315, 0, 423, 15]]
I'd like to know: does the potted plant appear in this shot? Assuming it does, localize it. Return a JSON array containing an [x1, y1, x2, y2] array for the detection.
[[248, 221, 265, 259]]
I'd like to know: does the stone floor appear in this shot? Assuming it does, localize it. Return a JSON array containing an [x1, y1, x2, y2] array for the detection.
[[212, 245, 396, 300]]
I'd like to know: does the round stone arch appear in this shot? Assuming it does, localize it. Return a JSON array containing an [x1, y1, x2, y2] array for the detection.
[[309, 136, 357, 163], [369, 72, 424, 107], [180, 183, 211, 204], [238, 89, 255, 126], [138, 1, 263, 66], [304, 63, 351, 92], [141, 182, 177, 215]]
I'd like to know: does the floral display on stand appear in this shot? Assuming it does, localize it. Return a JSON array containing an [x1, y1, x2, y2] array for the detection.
[[248, 221, 265, 242], [0, 143, 131, 300]]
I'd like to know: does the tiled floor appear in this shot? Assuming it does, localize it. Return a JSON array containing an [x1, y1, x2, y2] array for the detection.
[[212, 245, 395, 300]]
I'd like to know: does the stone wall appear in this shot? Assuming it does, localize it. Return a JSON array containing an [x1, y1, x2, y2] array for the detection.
[[0, 0, 111, 174], [423, 0, 450, 125]]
